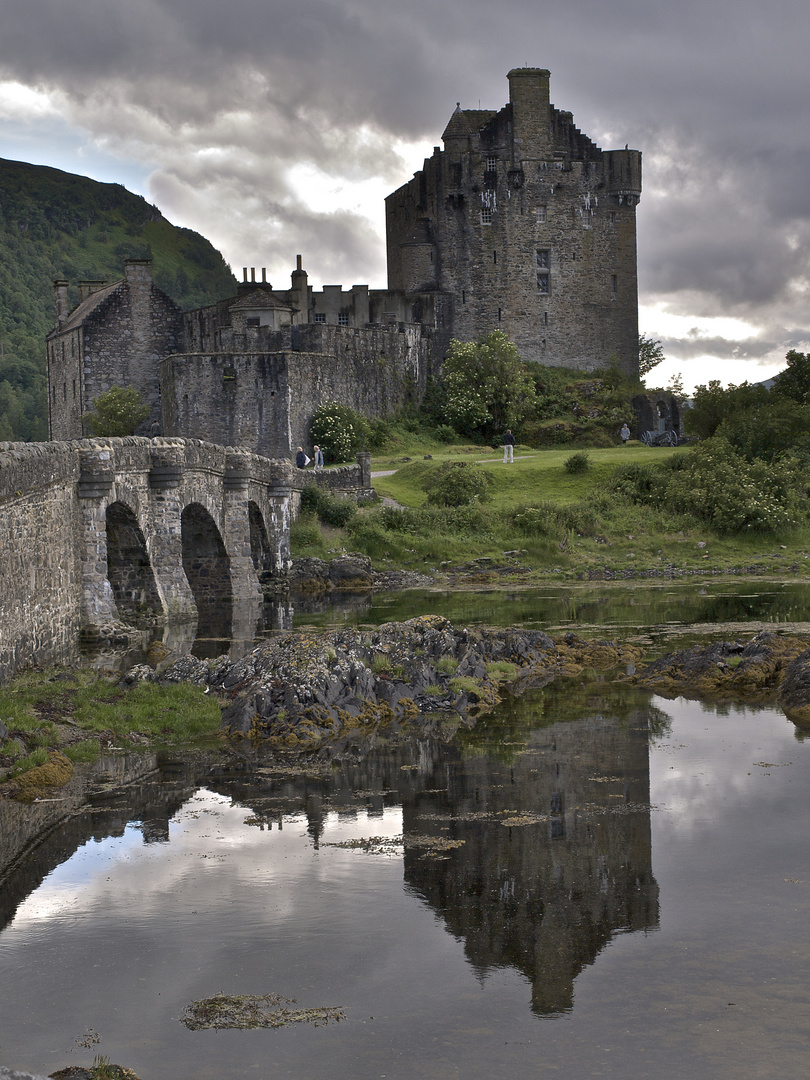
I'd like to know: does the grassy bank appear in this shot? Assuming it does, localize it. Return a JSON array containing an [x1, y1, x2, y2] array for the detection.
[[0, 669, 222, 785], [293, 441, 810, 579]]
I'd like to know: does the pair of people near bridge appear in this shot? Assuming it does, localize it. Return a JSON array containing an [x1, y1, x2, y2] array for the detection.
[[295, 445, 325, 470]]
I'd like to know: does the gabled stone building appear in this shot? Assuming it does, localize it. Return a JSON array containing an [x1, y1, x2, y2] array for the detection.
[[47, 260, 182, 440]]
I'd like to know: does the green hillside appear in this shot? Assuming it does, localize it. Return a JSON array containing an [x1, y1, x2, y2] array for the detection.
[[0, 157, 237, 440]]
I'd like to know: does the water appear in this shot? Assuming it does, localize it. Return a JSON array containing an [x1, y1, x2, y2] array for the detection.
[[1, 682, 808, 1079], [284, 577, 810, 642]]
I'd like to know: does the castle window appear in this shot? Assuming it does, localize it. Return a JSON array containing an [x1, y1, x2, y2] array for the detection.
[[485, 155, 498, 172], [537, 273, 550, 295], [609, 211, 617, 224], [246, 317, 260, 327], [536, 249, 550, 269], [536, 205, 547, 223], [313, 313, 326, 323], [612, 274, 618, 298], [493, 251, 497, 264], [481, 207, 493, 225], [338, 313, 349, 326]]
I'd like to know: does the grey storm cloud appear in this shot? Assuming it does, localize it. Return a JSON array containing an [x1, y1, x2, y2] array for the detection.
[[2, 0, 809, 377]]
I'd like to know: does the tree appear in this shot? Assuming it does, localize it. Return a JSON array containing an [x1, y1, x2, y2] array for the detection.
[[639, 335, 664, 379], [441, 331, 536, 439], [772, 350, 810, 404], [685, 380, 769, 440], [85, 386, 150, 437]]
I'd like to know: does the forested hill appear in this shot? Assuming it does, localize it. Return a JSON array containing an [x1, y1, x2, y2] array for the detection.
[[0, 157, 237, 440]]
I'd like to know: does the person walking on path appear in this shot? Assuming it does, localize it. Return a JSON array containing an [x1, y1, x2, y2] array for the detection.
[[503, 429, 515, 463], [620, 423, 631, 445], [312, 444, 324, 471], [295, 446, 309, 468]]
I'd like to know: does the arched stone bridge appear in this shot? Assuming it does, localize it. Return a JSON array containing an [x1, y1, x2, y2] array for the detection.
[[0, 438, 370, 681]]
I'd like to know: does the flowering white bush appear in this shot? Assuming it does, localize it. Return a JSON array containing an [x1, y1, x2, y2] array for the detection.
[[310, 402, 366, 463], [666, 438, 803, 534]]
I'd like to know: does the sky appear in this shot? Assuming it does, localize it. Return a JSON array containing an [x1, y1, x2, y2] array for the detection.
[[1, 0, 809, 392]]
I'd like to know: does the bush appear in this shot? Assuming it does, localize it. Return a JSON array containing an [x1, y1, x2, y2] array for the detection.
[[434, 424, 457, 443], [664, 438, 805, 534], [310, 401, 370, 463], [422, 462, 493, 507], [607, 462, 668, 506], [564, 451, 590, 474], [300, 485, 357, 527]]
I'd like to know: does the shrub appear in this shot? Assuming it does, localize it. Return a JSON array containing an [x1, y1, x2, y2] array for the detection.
[[664, 438, 805, 534], [564, 451, 590, 474], [510, 503, 564, 537], [434, 423, 457, 443], [301, 485, 358, 527], [607, 462, 668, 506], [310, 401, 370, 463], [422, 462, 493, 507]]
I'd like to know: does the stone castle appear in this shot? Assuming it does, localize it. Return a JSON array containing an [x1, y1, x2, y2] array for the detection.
[[46, 69, 641, 451]]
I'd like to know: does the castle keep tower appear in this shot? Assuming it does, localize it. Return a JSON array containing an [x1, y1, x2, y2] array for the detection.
[[385, 69, 642, 375]]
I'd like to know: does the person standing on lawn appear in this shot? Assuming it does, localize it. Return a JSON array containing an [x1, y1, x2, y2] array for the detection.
[[503, 429, 515, 463]]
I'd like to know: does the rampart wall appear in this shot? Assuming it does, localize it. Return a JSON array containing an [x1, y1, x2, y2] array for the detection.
[[162, 325, 429, 456]]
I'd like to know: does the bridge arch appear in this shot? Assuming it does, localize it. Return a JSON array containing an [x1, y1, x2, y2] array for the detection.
[[105, 501, 162, 624], [181, 502, 233, 639], [248, 501, 273, 584]]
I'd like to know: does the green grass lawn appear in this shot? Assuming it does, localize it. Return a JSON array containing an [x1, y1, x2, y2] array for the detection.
[[372, 443, 689, 510], [296, 439, 810, 579]]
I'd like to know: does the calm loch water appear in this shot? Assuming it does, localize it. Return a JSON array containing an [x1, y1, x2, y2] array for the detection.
[[1, 678, 808, 1079]]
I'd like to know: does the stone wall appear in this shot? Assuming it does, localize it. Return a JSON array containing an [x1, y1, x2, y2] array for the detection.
[[47, 261, 183, 440], [163, 325, 429, 457], [0, 442, 83, 680]]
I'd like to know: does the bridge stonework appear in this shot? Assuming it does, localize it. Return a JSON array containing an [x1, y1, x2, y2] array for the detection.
[[0, 438, 310, 682]]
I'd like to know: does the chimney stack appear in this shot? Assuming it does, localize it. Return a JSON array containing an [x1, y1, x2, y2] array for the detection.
[[54, 280, 69, 328]]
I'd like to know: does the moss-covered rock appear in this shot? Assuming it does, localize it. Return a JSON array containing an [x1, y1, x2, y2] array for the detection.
[[13, 751, 74, 802]]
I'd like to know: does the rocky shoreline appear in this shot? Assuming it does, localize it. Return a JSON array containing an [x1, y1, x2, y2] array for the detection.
[[120, 618, 810, 754]]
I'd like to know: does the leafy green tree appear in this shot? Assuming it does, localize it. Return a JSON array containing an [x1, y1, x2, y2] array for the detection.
[[441, 331, 536, 439], [716, 397, 810, 462], [639, 335, 664, 379], [685, 380, 769, 439], [772, 350, 810, 404], [85, 386, 150, 437]]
